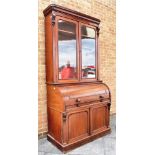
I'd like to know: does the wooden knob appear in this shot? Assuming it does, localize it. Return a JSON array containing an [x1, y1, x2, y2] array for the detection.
[[99, 95, 104, 99], [99, 95, 104, 102], [76, 98, 80, 102]]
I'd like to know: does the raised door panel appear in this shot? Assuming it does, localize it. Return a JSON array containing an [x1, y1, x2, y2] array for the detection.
[[66, 109, 89, 143], [90, 103, 109, 135]]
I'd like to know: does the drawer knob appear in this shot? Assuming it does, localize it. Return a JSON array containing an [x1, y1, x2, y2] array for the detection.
[[76, 98, 81, 102], [76, 98, 80, 107], [99, 95, 104, 101]]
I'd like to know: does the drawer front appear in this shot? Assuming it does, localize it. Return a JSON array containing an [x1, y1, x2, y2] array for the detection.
[[65, 94, 110, 108], [65, 94, 109, 107]]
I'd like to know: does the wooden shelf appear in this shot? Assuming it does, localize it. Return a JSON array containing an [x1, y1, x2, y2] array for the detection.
[[59, 29, 76, 35], [81, 34, 95, 39]]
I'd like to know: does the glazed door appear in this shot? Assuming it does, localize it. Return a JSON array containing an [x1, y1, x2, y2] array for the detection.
[[63, 108, 89, 144], [56, 17, 79, 83], [79, 23, 98, 81], [90, 103, 109, 135]]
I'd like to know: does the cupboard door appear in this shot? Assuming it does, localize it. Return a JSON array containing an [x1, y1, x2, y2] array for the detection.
[[90, 103, 109, 135], [66, 108, 89, 143]]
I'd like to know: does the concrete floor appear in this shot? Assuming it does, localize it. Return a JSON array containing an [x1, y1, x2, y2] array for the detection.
[[38, 114, 116, 155]]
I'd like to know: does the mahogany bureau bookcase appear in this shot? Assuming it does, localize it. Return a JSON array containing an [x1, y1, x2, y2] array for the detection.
[[43, 4, 111, 152]]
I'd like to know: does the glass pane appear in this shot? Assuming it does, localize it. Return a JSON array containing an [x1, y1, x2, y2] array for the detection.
[[81, 26, 96, 79], [58, 20, 77, 80], [58, 20, 76, 33]]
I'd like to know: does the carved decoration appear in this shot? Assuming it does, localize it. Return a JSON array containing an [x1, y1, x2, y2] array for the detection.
[[62, 112, 67, 122], [97, 26, 100, 36], [107, 102, 111, 110], [51, 12, 56, 26]]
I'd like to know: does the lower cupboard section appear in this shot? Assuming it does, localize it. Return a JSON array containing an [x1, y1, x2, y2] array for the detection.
[[64, 104, 109, 143], [47, 102, 110, 152]]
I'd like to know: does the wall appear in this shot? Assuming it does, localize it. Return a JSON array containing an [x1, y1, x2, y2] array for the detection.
[[38, 0, 116, 137]]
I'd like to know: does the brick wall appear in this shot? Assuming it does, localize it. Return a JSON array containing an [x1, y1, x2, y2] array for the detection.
[[38, 0, 116, 137]]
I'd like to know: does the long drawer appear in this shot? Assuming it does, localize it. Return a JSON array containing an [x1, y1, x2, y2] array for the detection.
[[65, 94, 110, 108]]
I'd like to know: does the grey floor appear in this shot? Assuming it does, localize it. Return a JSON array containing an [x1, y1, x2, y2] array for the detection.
[[38, 114, 116, 155]]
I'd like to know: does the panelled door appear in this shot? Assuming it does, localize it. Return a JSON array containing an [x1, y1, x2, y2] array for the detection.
[[90, 103, 109, 135], [64, 108, 89, 143]]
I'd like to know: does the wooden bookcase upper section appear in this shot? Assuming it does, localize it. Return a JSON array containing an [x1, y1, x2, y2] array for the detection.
[[43, 4, 101, 84]]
